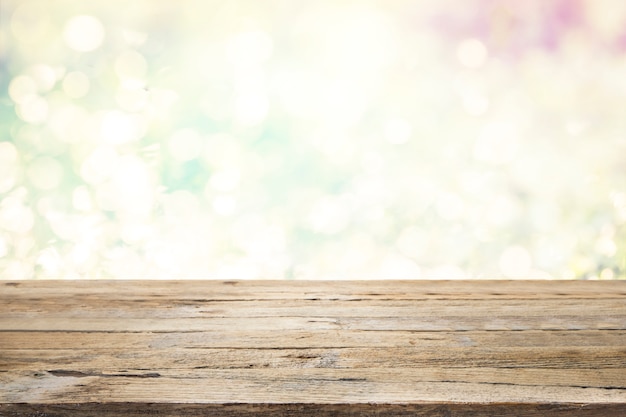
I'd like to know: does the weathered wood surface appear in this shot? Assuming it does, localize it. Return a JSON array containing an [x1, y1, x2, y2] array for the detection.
[[1, 280, 625, 416]]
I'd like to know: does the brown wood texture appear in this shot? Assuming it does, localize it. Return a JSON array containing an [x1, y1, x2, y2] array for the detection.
[[1, 280, 625, 416]]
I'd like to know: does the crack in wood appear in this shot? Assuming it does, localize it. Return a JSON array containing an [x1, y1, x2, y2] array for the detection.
[[47, 370, 161, 378]]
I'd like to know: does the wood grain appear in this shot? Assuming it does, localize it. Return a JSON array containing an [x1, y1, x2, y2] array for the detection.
[[1, 280, 625, 416]]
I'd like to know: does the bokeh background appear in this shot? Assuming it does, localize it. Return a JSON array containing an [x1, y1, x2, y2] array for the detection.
[[1, 0, 626, 279]]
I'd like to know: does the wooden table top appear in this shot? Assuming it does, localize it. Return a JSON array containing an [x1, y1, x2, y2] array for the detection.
[[1, 280, 625, 416]]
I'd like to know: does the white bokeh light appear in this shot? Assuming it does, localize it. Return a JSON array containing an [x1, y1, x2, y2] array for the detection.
[[99, 111, 146, 144], [384, 117, 412, 145], [167, 129, 203, 162], [0, 142, 19, 194], [26, 157, 63, 190], [499, 246, 532, 279], [63, 71, 90, 99], [63, 15, 105, 52], [457, 38, 488, 69]]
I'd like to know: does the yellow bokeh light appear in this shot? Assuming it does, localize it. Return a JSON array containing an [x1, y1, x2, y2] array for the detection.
[[8, 75, 37, 104], [167, 129, 203, 162], [0, 192, 35, 235], [114, 50, 148, 80], [62, 71, 90, 99], [10, 3, 51, 44], [0, 142, 19, 194], [99, 111, 146, 145], [209, 169, 241, 192], [473, 121, 519, 164], [63, 15, 105, 52], [16, 95, 48, 125], [26, 157, 63, 190]]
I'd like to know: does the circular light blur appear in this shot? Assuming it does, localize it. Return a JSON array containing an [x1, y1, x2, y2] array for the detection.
[[63, 15, 105, 52]]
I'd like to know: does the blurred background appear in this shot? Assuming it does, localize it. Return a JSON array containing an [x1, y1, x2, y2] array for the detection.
[[1, 0, 625, 280]]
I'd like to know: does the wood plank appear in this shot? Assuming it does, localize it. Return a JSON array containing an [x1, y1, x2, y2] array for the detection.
[[2, 329, 624, 349], [3, 279, 625, 299], [1, 403, 624, 417], [3, 315, 624, 331], [3, 298, 625, 319], [1, 280, 625, 416], [3, 347, 626, 370], [2, 369, 626, 404]]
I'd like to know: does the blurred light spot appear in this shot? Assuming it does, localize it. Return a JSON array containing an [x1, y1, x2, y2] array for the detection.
[[116, 84, 149, 112], [274, 70, 323, 118], [0, 195, 34, 234], [308, 197, 351, 235], [526, 269, 553, 279], [162, 190, 201, 221], [462, 93, 489, 116], [70, 243, 93, 266], [595, 237, 617, 257], [215, 260, 260, 280], [310, 129, 355, 165], [48, 104, 90, 143], [565, 119, 589, 136], [36, 247, 62, 274], [610, 191, 626, 223], [72, 186, 93, 212], [0, 235, 8, 258], [0, 142, 19, 194], [62, 71, 90, 99], [114, 50, 148, 80], [121, 29, 148, 47], [587, 2, 626, 38], [146, 89, 179, 120], [427, 265, 467, 279], [227, 30, 273, 67], [99, 111, 145, 144], [16, 95, 48, 124], [321, 81, 366, 128], [499, 246, 532, 278], [317, 7, 397, 77], [435, 192, 465, 221], [457, 38, 488, 69], [233, 93, 269, 126], [110, 156, 155, 215], [10, 3, 51, 44], [8, 75, 37, 103], [120, 220, 153, 244], [361, 152, 384, 174], [106, 246, 144, 277], [232, 215, 286, 259], [27, 157, 63, 190], [485, 196, 520, 227], [474, 121, 519, 164], [28, 65, 57, 92], [610, 191, 626, 208], [210, 169, 241, 192], [167, 128, 203, 162], [600, 268, 615, 280], [384, 117, 412, 145], [213, 195, 237, 216], [396, 226, 428, 261], [529, 201, 561, 232], [3, 260, 33, 279], [63, 15, 105, 52], [81, 146, 119, 184], [379, 254, 421, 279]]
